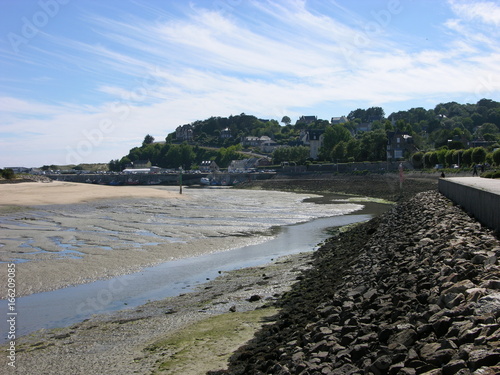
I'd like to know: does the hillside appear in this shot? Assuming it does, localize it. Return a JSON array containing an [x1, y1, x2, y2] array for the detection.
[[110, 99, 500, 171]]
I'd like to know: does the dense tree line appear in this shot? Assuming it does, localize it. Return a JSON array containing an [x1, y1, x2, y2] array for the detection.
[[109, 140, 246, 171], [315, 98, 499, 165], [175, 114, 282, 147], [412, 147, 500, 169], [110, 99, 500, 170]]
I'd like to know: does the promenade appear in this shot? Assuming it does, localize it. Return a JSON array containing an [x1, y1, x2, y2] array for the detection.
[[439, 177, 500, 233]]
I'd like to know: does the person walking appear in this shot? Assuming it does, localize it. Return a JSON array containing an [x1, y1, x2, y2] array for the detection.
[[473, 164, 478, 176]]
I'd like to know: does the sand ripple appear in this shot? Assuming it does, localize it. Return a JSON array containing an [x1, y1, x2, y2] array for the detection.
[[0, 184, 362, 297]]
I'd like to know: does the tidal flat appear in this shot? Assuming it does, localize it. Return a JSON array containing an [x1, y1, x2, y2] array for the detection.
[[0, 183, 364, 298]]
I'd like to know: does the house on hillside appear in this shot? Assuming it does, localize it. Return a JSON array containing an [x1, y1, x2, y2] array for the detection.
[[331, 116, 347, 124], [467, 138, 496, 149], [220, 128, 232, 139], [260, 138, 279, 153], [386, 131, 416, 160], [176, 124, 194, 142], [297, 116, 317, 125], [241, 136, 279, 153], [300, 129, 324, 160], [242, 136, 261, 147]]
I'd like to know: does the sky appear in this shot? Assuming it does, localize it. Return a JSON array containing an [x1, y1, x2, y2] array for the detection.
[[1, 0, 500, 167]]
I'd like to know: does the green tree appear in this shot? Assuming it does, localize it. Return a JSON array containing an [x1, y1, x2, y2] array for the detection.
[[477, 123, 499, 137], [436, 148, 447, 166], [272, 146, 309, 164], [452, 150, 463, 166], [358, 130, 387, 161], [411, 151, 424, 168], [289, 146, 310, 164], [462, 149, 473, 166], [331, 141, 347, 162], [281, 116, 291, 125], [142, 134, 155, 146], [471, 147, 487, 164], [430, 152, 439, 167], [321, 125, 352, 158], [216, 144, 244, 167], [346, 139, 361, 161], [486, 152, 494, 166], [0, 168, 14, 179], [423, 152, 434, 168], [492, 149, 500, 166], [108, 159, 122, 172], [445, 150, 454, 167]]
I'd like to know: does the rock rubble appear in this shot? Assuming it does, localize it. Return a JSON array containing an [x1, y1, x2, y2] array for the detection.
[[209, 191, 500, 374]]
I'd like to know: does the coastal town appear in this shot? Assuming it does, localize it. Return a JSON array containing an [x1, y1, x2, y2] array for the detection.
[[2, 1, 500, 374]]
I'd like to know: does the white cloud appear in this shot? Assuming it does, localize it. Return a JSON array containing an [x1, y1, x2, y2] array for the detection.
[[2, 0, 500, 167], [448, 0, 500, 26]]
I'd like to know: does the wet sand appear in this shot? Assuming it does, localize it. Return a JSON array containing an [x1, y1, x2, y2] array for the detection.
[[0, 182, 361, 297], [0, 181, 184, 207], [0, 181, 196, 297], [2, 252, 315, 374], [0, 181, 366, 374]]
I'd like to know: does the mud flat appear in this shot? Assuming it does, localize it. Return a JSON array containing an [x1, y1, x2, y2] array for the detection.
[[0, 183, 362, 297], [7, 176, 487, 374], [1, 252, 315, 374]]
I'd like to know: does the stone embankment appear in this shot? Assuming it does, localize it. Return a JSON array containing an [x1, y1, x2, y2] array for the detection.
[[237, 172, 441, 202], [210, 191, 500, 374], [0, 175, 52, 184]]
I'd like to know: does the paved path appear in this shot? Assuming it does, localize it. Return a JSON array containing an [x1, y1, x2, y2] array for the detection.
[[442, 177, 500, 195]]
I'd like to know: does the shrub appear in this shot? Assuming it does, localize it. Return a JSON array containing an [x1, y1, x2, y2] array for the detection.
[[493, 149, 500, 166], [411, 152, 424, 168], [0, 168, 15, 179], [482, 170, 500, 179], [472, 147, 487, 164]]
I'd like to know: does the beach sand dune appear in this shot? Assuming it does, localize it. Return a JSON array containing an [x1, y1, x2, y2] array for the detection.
[[0, 181, 184, 206]]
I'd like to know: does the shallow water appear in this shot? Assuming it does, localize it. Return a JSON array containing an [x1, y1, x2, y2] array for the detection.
[[0, 187, 362, 264], [0, 187, 389, 341]]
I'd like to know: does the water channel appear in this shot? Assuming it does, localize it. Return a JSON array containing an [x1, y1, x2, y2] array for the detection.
[[0, 191, 389, 342]]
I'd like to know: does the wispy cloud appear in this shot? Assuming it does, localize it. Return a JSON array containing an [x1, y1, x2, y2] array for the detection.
[[448, 0, 500, 26], [1, 0, 500, 166]]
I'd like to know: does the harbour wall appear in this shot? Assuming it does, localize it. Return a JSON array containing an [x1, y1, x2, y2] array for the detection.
[[45, 172, 275, 186], [439, 178, 500, 233]]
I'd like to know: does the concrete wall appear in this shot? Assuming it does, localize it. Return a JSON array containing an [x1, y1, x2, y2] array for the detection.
[[439, 178, 500, 233]]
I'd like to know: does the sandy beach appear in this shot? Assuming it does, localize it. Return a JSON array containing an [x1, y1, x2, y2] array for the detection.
[[0, 180, 184, 207], [0, 181, 195, 297]]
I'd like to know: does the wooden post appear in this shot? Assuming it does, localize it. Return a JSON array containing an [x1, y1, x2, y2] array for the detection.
[[179, 167, 183, 195]]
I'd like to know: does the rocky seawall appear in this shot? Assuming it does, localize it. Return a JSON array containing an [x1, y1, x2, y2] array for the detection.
[[209, 190, 500, 374]]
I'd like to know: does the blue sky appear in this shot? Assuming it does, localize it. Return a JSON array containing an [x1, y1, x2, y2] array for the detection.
[[1, 0, 500, 167]]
